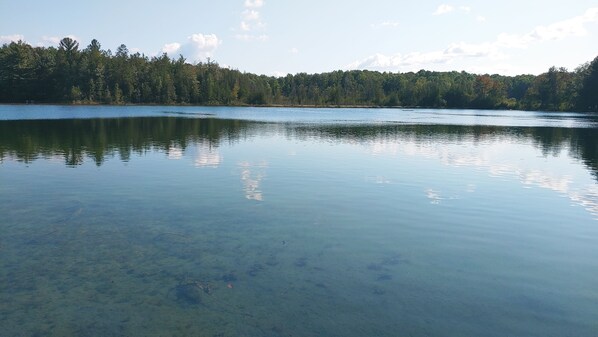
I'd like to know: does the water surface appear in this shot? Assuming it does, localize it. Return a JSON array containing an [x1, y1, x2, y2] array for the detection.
[[1, 106, 597, 336]]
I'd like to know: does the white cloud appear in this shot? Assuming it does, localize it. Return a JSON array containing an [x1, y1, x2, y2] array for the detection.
[[433, 4, 476, 16], [38, 35, 79, 47], [348, 42, 502, 71], [188, 33, 220, 50], [290, 47, 299, 54], [529, 7, 598, 40], [162, 42, 181, 54], [244, 0, 264, 8], [433, 4, 454, 15], [239, 12, 266, 32], [162, 34, 220, 62], [243, 9, 260, 21], [236, 0, 267, 41], [0, 34, 25, 44], [347, 52, 443, 70], [349, 7, 598, 73], [494, 7, 598, 48], [476, 15, 486, 22], [272, 71, 289, 77], [184, 34, 220, 60], [240, 21, 251, 31], [466, 63, 528, 76], [371, 21, 400, 29], [444, 41, 501, 58], [42, 36, 62, 45]]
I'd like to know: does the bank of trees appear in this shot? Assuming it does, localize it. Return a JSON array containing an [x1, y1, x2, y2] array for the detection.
[[1, 38, 597, 111]]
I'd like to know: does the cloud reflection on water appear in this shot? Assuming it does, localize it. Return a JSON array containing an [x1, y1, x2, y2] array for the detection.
[[193, 143, 222, 168], [367, 138, 598, 218], [167, 145, 184, 160], [166, 142, 222, 168], [238, 161, 267, 201]]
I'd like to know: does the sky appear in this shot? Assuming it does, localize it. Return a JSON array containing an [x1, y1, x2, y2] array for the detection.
[[1, 0, 597, 76]]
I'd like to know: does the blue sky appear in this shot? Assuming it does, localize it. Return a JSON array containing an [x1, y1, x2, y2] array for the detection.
[[1, 0, 597, 76]]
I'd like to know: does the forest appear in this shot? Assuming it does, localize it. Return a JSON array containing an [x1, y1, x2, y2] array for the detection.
[[0, 37, 597, 111]]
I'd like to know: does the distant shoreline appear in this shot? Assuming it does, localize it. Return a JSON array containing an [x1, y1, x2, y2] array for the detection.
[[0, 102, 520, 111], [2, 40, 596, 112]]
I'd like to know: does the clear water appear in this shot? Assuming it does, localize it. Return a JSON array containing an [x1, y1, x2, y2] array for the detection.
[[1, 106, 597, 337]]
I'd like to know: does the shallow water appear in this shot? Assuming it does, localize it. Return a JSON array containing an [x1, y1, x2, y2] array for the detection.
[[1, 106, 597, 336]]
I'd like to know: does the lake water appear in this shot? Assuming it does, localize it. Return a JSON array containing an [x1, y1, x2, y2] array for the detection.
[[1, 105, 597, 337]]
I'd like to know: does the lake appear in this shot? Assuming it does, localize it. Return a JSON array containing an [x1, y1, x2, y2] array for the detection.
[[1, 105, 597, 337]]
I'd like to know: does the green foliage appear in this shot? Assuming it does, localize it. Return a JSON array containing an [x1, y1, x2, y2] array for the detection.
[[0, 38, 596, 111], [70, 86, 83, 102], [577, 56, 598, 112]]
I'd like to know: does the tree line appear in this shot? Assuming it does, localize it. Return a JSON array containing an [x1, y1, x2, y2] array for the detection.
[[1, 37, 597, 111]]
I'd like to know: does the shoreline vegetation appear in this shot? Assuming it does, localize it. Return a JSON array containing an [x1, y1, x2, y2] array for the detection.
[[1, 38, 597, 112], [0, 102, 476, 109]]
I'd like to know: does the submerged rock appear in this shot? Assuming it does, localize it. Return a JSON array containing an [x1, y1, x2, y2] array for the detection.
[[175, 283, 203, 305], [376, 274, 393, 281], [221, 272, 237, 282], [175, 281, 212, 305], [247, 264, 264, 277], [294, 257, 307, 267]]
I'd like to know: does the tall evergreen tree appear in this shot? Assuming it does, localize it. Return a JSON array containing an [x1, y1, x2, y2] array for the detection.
[[577, 56, 598, 112]]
